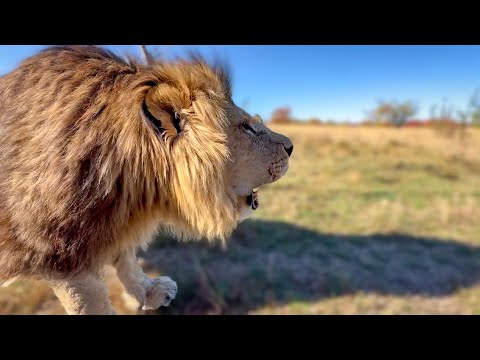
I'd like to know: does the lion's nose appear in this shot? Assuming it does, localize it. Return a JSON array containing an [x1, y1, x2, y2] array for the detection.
[[285, 145, 293, 157]]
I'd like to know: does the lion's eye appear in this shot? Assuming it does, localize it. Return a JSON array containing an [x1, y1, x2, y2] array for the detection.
[[241, 122, 256, 136]]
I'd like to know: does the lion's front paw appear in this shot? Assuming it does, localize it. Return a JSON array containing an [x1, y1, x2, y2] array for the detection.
[[142, 276, 178, 310]]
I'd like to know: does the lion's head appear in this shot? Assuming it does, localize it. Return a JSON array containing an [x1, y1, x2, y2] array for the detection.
[[140, 57, 293, 241]]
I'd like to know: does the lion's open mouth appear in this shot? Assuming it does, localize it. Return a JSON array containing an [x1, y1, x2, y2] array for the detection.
[[246, 187, 259, 210]]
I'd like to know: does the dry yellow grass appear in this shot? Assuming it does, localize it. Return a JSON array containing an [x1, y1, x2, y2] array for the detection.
[[276, 125, 480, 162]]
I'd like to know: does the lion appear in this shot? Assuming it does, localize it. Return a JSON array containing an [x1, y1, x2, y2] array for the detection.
[[0, 45, 293, 314]]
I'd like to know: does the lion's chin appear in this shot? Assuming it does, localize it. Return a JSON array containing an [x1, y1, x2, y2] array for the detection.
[[269, 160, 289, 183]]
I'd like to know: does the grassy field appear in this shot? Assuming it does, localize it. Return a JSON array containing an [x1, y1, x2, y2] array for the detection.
[[2, 124, 480, 315]]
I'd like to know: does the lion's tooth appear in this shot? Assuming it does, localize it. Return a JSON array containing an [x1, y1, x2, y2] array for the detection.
[[252, 187, 259, 193]]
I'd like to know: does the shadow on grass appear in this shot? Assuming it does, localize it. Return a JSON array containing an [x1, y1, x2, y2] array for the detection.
[[141, 220, 480, 314]]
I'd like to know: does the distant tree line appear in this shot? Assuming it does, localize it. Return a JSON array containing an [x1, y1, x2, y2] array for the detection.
[[267, 89, 480, 130], [269, 107, 323, 126]]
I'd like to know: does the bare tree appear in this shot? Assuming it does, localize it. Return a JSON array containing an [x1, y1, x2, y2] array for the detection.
[[429, 97, 456, 122], [468, 89, 480, 126], [270, 106, 294, 124], [370, 100, 418, 127], [429, 97, 467, 145], [453, 90, 480, 153]]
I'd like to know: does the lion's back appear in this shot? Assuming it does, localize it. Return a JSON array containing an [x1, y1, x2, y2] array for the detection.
[[0, 46, 142, 280]]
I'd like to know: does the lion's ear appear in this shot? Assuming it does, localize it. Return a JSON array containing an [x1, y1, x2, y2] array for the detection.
[[143, 87, 181, 139]]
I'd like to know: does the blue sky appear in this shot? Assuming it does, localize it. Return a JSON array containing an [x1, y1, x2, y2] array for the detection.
[[1, 45, 480, 122]]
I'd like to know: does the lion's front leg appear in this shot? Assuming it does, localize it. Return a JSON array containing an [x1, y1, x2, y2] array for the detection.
[[47, 271, 116, 315], [113, 249, 177, 311]]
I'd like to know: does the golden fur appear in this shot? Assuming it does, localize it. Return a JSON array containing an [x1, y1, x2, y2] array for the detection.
[[0, 45, 292, 288]]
